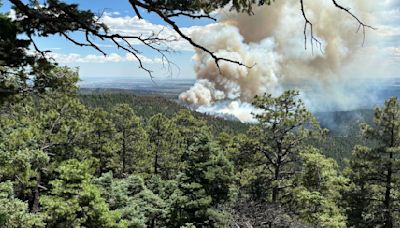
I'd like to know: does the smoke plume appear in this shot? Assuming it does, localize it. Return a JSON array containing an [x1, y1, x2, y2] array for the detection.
[[179, 0, 379, 122]]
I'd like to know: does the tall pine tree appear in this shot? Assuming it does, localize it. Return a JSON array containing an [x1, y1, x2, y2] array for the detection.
[[345, 97, 400, 227]]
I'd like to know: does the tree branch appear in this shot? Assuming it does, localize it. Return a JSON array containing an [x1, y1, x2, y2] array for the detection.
[[10, 0, 178, 78], [300, 0, 322, 53], [331, 0, 376, 46], [129, 0, 254, 72], [9, 0, 375, 77]]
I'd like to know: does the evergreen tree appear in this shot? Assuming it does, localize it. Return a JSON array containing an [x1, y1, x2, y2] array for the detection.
[[0, 67, 91, 213], [0, 181, 45, 228], [345, 97, 400, 227], [88, 108, 119, 174], [291, 147, 348, 227], [147, 113, 182, 179], [170, 135, 236, 227], [111, 104, 148, 175], [343, 145, 376, 227], [173, 109, 211, 149], [0, 106, 50, 210], [249, 90, 324, 203], [95, 172, 167, 228], [40, 159, 121, 227]]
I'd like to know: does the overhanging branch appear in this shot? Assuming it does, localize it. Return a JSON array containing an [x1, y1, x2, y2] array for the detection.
[[9, 0, 375, 77], [331, 0, 376, 46], [129, 0, 254, 72], [299, 0, 375, 52]]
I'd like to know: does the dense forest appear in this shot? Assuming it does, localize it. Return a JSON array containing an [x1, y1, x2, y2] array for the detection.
[[1, 67, 399, 227], [78, 90, 250, 135], [78, 90, 372, 167], [1, 0, 399, 227]]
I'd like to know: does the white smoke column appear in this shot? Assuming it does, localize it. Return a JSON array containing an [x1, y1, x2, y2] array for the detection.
[[179, 24, 282, 105], [197, 100, 262, 123], [180, 0, 375, 122]]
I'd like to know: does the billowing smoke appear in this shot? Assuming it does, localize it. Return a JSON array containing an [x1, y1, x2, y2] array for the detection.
[[179, 0, 379, 122]]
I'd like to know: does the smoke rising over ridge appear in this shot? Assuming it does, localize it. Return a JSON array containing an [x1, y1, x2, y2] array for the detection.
[[179, 0, 380, 122]]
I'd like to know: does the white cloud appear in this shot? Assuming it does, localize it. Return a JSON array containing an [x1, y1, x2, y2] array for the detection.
[[48, 52, 164, 64], [8, 9, 17, 20], [99, 14, 200, 52], [387, 47, 400, 57], [371, 0, 400, 72], [103, 11, 121, 16]]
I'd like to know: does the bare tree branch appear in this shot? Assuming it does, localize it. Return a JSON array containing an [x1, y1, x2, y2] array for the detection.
[[9, 0, 375, 77], [28, 34, 51, 59], [166, 11, 217, 21], [331, 0, 376, 46], [129, 0, 255, 72], [300, 0, 323, 53], [299, 0, 375, 52], [9, 0, 178, 78]]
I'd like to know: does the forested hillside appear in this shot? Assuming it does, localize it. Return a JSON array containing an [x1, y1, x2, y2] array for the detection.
[[1, 0, 399, 226], [78, 90, 250, 135], [1, 67, 399, 227], [78, 90, 373, 167]]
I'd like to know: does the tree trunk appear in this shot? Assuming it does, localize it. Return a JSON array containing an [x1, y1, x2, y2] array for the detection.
[[150, 218, 156, 228], [32, 171, 41, 213], [383, 123, 396, 228], [383, 152, 393, 228], [272, 162, 280, 203], [122, 130, 126, 175], [154, 139, 160, 175]]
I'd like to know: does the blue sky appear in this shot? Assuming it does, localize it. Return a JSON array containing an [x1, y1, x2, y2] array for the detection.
[[2, 0, 400, 81], [2, 0, 212, 80]]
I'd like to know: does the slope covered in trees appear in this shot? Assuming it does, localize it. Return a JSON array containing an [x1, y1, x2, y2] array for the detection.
[[78, 90, 251, 135], [78, 90, 375, 167], [0, 0, 395, 226], [1, 67, 399, 227]]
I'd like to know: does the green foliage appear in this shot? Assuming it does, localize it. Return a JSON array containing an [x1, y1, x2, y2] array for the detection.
[[95, 172, 167, 227], [0, 0, 105, 100], [173, 109, 211, 149], [78, 91, 250, 135], [170, 135, 236, 227], [40, 159, 121, 227], [0, 181, 45, 228], [345, 97, 400, 227], [0, 64, 395, 227], [111, 104, 148, 175], [0, 0, 385, 227], [147, 113, 182, 178], [88, 108, 119, 174], [247, 90, 325, 203], [291, 147, 348, 227]]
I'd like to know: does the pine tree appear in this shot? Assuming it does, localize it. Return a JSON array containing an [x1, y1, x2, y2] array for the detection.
[[291, 147, 348, 227], [88, 108, 119, 174], [95, 172, 167, 228], [249, 90, 324, 203], [343, 145, 376, 227], [147, 113, 182, 179], [173, 109, 210, 149], [170, 135, 236, 227], [0, 104, 50, 209], [40, 159, 121, 227], [345, 97, 400, 227], [111, 104, 148, 175], [0, 181, 45, 228], [0, 69, 91, 213]]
